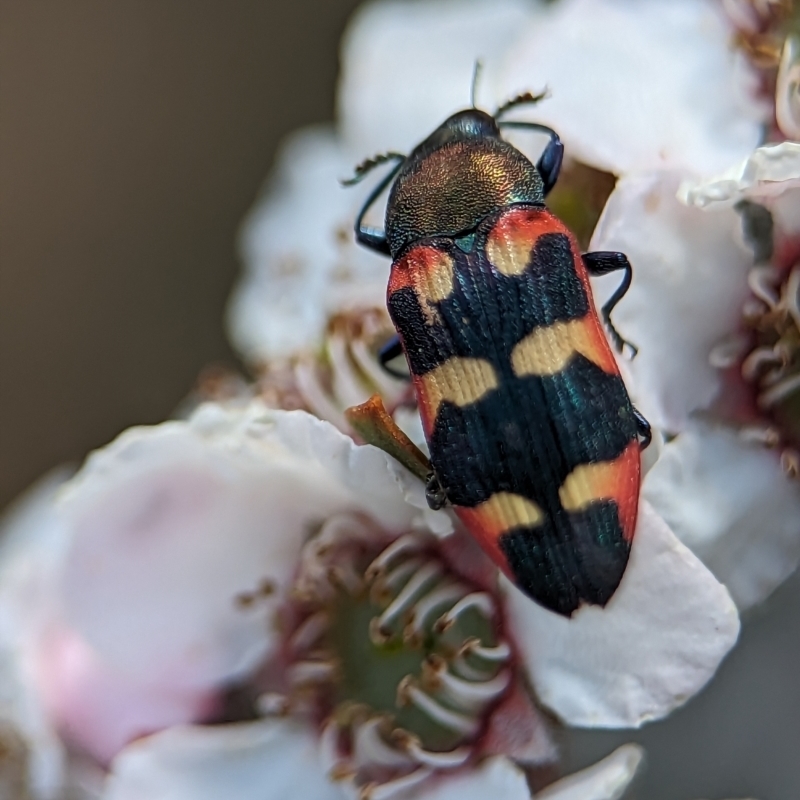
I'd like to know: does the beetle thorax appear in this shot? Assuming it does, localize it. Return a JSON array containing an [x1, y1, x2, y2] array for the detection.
[[385, 138, 544, 257]]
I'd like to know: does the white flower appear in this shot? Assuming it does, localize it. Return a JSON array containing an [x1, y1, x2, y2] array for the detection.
[[102, 731, 642, 800], [496, 0, 763, 176], [0, 403, 737, 798]]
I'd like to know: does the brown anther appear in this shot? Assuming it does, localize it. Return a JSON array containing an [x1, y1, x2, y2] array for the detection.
[[369, 581, 392, 607], [369, 617, 392, 646], [433, 615, 454, 634], [334, 701, 371, 727], [402, 621, 423, 648], [235, 592, 256, 609], [396, 675, 414, 707], [735, 30, 783, 66], [234, 578, 275, 608], [390, 728, 416, 749], [420, 655, 445, 691], [365, 562, 386, 584], [781, 448, 800, 477], [358, 782, 377, 800], [330, 762, 358, 782], [457, 637, 481, 658], [327, 565, 363, 596]]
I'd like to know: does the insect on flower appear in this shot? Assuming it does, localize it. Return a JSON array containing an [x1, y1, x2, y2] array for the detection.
[[344, 88, 651, 616]]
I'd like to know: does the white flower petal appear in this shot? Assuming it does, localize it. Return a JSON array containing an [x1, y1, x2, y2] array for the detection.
[[339, 0, 536, 156], [776, 34, 800, 141], [644, 420, 800, 610], [590, 172, 751, 432], [680, 142, 800, 209], [57, 404, 418, 690], [0, 471, 71, 799], [504, 501, 739, 728], [103, 719, 341, 800], [498, 0, 763, 175], [415, 756, 530, 800], [227, 127, 388, 363], [537, 744, 644, 800]]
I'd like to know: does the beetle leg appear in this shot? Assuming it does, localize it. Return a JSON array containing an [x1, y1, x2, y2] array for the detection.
[[583, 250, 637, 357], [378, 335, 410, 380], [633, 407, 652, 450], [345, 394, 434, 486], [735, 199, 773, 263], [350, 156, 406, 256], [536, 134, 564, 196]]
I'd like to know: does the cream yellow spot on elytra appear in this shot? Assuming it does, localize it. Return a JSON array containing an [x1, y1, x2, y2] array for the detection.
[[420, 251, 455, 302], [420, 357, 498, 417], [486, 227, 534, 276], [510, 318, 607, 377], [475, 492, 545, 530], [559, 461, 617, 512]]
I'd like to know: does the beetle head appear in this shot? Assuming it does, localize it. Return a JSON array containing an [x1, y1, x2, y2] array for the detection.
[[407, 109, 501, 161]]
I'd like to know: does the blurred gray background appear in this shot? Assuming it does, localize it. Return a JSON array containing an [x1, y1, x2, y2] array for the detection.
[[1, 2, 798, 799], [0, 0, 362, 509]]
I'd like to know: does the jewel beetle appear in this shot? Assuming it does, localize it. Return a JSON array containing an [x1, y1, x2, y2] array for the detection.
[[344, 93, 651, 616]]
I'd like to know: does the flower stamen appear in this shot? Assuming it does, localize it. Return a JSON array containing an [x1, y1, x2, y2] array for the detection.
[[396, 678, 481, 736], [277, 517, 516, 797], [434, 592, 494, 632], [376, 561, 443, 634]]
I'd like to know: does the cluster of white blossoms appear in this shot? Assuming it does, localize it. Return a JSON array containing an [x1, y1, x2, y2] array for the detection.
[[1, 0, 798, 798]]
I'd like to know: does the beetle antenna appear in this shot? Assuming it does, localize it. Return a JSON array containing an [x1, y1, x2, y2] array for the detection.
[[494, 88, 549, 120], [470, 60, 483, 109], [341, 151, 405, 186]]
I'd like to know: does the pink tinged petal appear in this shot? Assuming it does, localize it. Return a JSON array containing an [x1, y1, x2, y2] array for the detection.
[[680, 142, 800, 209], [57, 405, 417, 696], [227, 127, 387, 363], [103, 719, 342, 800], [34, 628, 218, 765], [338, 0, 535, 156], [590, 172, 751, 432], [480, 679, 557, 767], [536, 745, 644, 800], [414, 756, 531, 800], [504, 501, 740, 728], [498, 0, 763, 175], [644, 421, 800, 610]]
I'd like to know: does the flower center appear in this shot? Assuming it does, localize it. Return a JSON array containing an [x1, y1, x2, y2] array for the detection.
[[257, 309, 412, 435], [740, 260, 800, 467], [275, 516, 512, 799]]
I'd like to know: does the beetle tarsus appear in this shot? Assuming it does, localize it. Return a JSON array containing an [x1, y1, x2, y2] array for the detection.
[[494, 89, 549, 119], [342, 151, 406, 186], [633, 407, 651, 449], [425, 472, 448, 510]]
